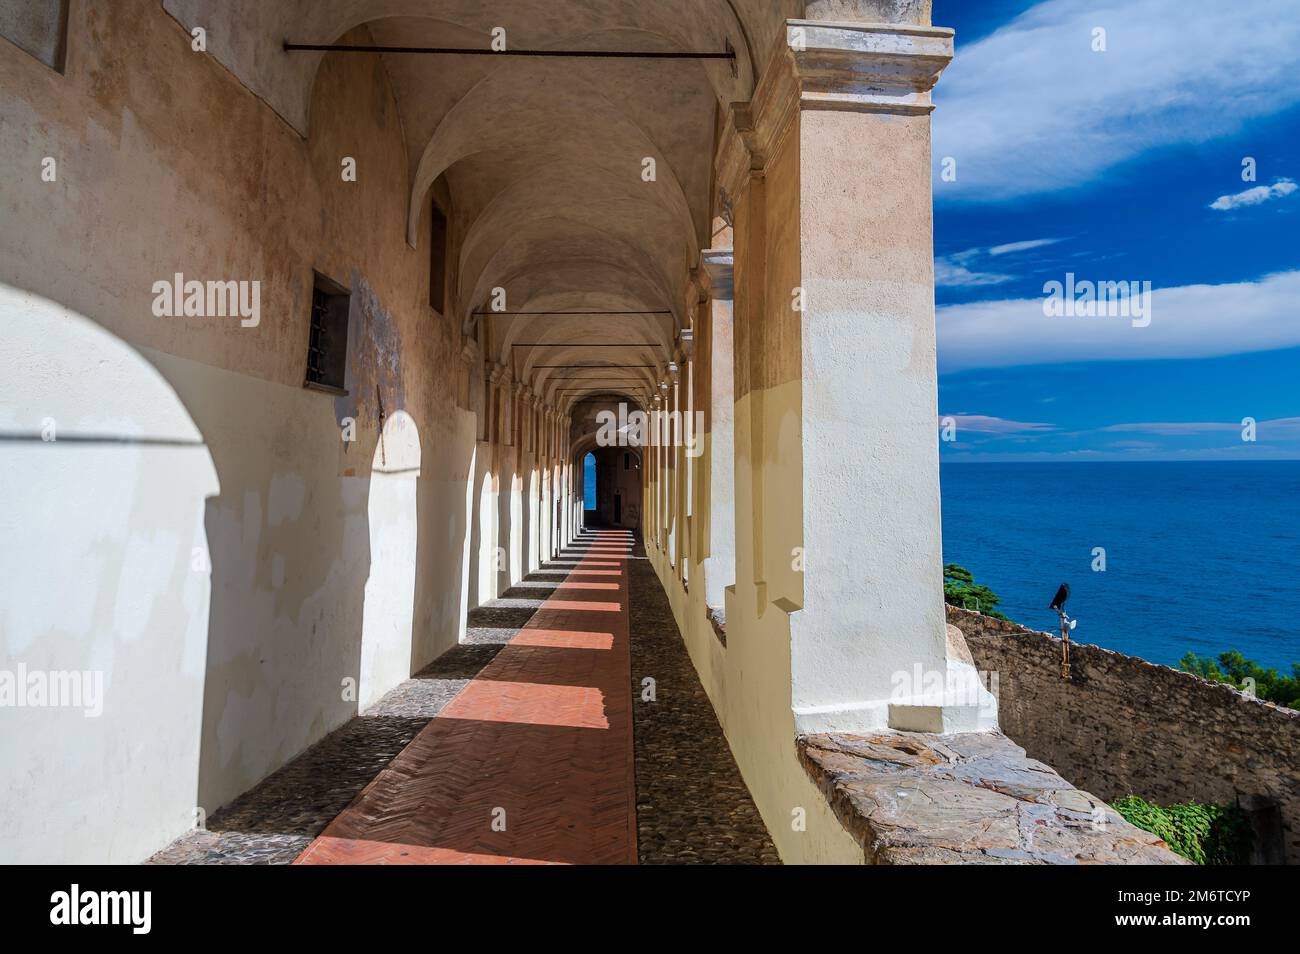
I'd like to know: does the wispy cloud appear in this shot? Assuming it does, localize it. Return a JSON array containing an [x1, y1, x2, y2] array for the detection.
[[936, 237, 1063, 287], [1102, 417, 1300, 435], [938, 415, 1056, 434], [938, 269, 1300, 372], [933, 0, 1300, 202], [935, 256, 1012, 288], [1209, 178, 1298, 211], [988, 238, 1063, 256]]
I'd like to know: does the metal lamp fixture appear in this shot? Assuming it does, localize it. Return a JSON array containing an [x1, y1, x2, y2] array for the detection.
[[1049, 583, 1075, 679]]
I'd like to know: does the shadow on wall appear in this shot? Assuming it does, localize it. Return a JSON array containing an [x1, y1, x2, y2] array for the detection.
[[0, 284, 219, 863], [0, 279, 477, 861], [195, 274, 475, 819], [193, 340, 376, 817]]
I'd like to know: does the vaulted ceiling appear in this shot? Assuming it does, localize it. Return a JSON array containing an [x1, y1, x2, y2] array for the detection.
[[161, 1, 805, 411]]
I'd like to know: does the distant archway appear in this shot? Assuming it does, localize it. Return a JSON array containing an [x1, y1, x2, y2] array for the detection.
[[584, 446, 642, 530], [583, 452, 597, 515]]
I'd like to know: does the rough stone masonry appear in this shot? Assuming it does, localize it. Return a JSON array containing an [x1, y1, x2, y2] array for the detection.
[[949, 605, 1300, 864]]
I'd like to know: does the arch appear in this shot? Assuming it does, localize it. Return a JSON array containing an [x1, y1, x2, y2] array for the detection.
[[406, 56, 707, 255], [583, 451, 597, 512], [163, 1, 765, 137]]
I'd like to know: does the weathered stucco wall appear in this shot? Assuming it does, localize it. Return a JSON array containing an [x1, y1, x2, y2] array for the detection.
[[0, 0, 476, 862], [949, 605, 1300, 863]]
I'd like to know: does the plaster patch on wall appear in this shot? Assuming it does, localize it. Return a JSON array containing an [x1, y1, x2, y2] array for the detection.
[[267, 472, 306, 526], [335, 273, 406, 462]]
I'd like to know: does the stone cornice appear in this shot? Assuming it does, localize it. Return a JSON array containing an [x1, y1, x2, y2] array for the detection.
[[714, 18, 952, 199]]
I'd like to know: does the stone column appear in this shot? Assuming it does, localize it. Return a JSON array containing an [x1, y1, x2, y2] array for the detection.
[[541, 406, 554, 561], [701, 248, 736, 612], [733, 6, 989, 733], [671, 343, 689, 582], [487, 365, 504, 445], [663, 367, 678, 566]]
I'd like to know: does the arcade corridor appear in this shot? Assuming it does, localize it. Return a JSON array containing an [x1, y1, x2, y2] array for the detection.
[[148, 530, 777, 864]]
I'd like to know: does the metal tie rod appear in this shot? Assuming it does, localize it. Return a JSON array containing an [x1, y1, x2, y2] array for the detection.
[[473, 310, 671, 316], [284, 43, 733, 60]]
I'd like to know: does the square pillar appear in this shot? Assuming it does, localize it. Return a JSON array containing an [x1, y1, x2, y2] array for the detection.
[[732, 16, 992, 733], [700, 250, 736, 612]]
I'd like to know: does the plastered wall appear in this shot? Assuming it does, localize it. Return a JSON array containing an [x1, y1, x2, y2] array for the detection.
[[0, 0, 479, 862]]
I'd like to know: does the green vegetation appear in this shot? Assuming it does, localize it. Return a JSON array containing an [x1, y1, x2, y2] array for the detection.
[[1111, 795, 1252, 865], [1178, 650, 1300, 709], [943, 563, 1009, 620]]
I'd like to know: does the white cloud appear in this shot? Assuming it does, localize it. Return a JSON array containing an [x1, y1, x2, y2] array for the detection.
[[987, 238, 1063, 256], [935, 256, 1012, 287], [1101, 417, 1300, 435], [933, 0, 1300, 201], [937, 269, 1300, 372], [938, 415, 1056, 434], [936, 237, 1063, 287], [1209, 178, 1298, 211]]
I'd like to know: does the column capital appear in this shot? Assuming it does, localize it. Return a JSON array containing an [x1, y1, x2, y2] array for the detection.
[[701, 248, 734, 301], [801, 0, 932, 24], [716, 17, 952, 198], [783, 19, 953, 115], [677, 328, 695, 361]]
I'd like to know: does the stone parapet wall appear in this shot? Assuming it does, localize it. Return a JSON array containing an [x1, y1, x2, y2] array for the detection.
[[798, 731, 1184, 864], [948, 605, 1300, 863]]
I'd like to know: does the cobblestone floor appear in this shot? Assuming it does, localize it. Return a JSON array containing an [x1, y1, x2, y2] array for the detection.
[[627, 543, 780, 864], [148, 531, 778, 865]]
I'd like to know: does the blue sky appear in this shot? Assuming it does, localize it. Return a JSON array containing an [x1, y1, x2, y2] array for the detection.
[[931, 0, 1300, 461]]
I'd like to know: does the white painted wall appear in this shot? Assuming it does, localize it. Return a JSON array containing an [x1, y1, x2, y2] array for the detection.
[[0, 283, 483, 861], [359, 411, 420, 710], [0, 287, 214, 863]]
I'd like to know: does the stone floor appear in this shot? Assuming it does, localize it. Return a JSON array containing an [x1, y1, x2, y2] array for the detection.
[[627, 546, 779, 864], [148, 529, 775, 865]]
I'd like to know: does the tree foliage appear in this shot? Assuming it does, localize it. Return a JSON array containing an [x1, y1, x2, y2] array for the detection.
[[1178, 650, 1300, 709], [942, 563, 1009, 620], [1111, 795, 1252, 865]]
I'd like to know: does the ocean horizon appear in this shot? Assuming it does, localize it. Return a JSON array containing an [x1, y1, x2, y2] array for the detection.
[[940, 459, 1300, 671]]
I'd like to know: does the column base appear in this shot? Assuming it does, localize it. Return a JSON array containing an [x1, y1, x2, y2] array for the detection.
[[793, 694, 998, 736]]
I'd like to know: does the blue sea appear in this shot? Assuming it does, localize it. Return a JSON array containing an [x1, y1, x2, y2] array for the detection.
[[940, 461, 1300, 671]]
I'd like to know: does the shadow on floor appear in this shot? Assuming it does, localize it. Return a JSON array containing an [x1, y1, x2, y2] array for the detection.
[[146, 572, 562, 865]]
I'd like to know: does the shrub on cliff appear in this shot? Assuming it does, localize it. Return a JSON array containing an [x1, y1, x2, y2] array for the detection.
[[1111, 795, 1252, 865], [943, 563, 1009, 620], [1178, 650, 1300, 709]]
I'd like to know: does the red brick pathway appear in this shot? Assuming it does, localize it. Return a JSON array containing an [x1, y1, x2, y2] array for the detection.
[[295, 530, 638, 865]]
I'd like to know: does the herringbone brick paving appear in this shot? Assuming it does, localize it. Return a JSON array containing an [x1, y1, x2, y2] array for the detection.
[[295, 529, 639, 865], [148, 528, 777, 865]]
